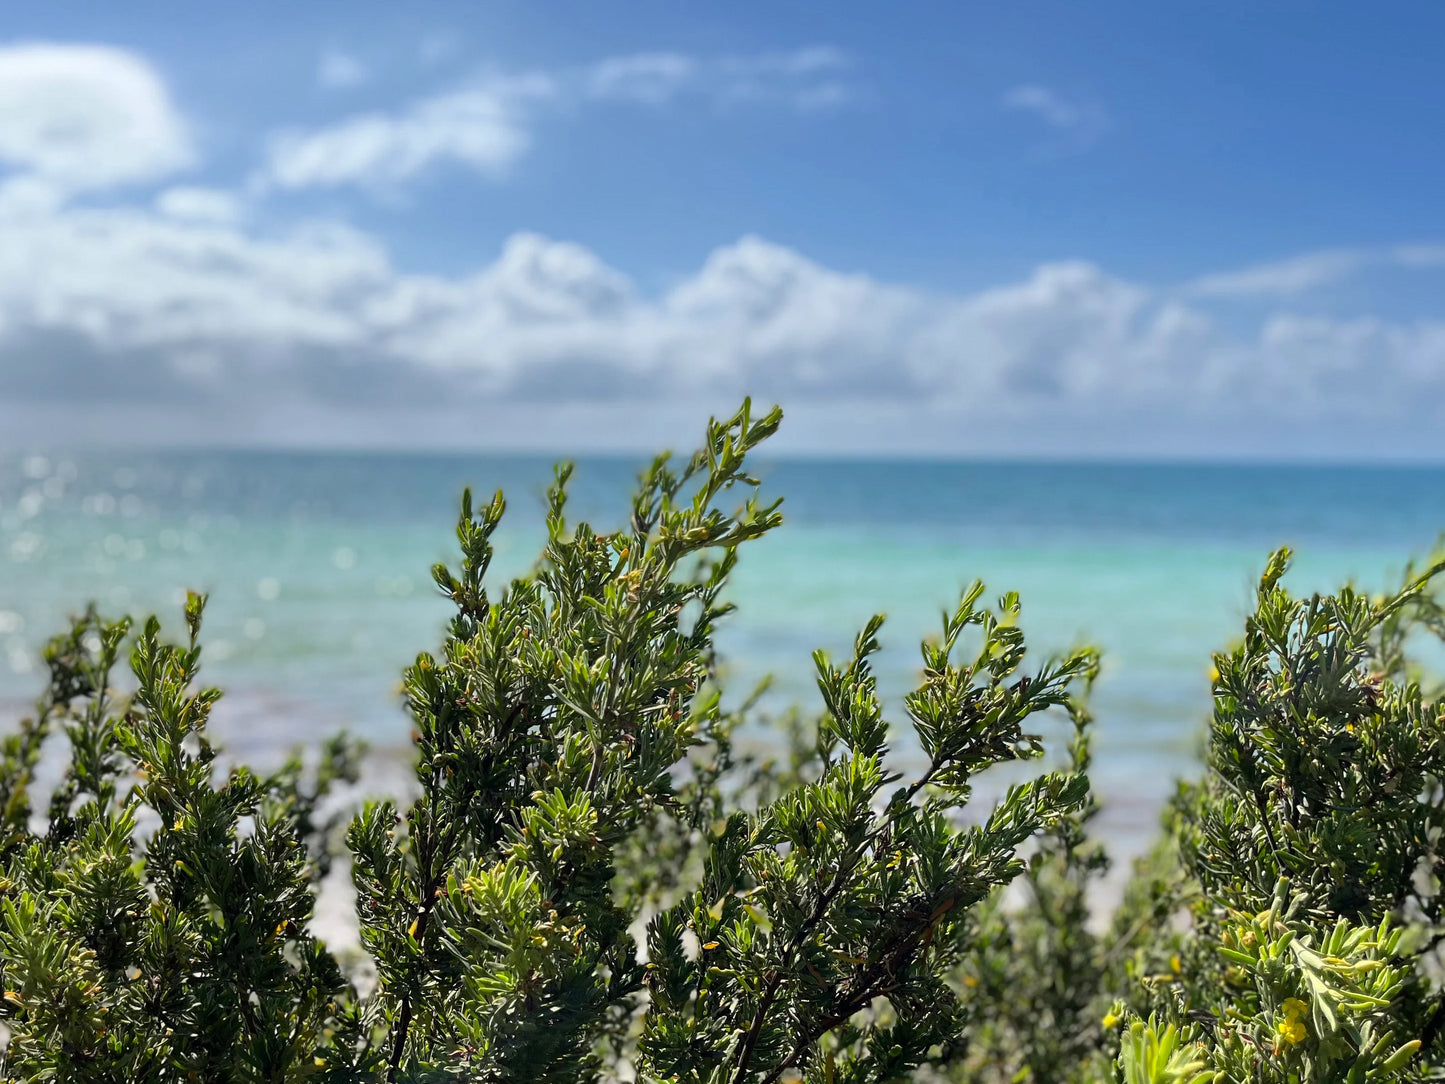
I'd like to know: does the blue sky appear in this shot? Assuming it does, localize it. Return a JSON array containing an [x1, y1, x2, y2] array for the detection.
[[1, 1, 1443, 457]]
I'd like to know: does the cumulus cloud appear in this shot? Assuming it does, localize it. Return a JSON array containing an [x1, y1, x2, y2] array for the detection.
[[0, 42, 191, 193], [265, 46, 855, 192], [3, 184, 1445, 454], [154, 186, 244, 225]]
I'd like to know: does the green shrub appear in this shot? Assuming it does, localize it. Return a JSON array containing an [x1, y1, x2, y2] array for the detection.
[[933, 548, 1445, 1084], [2, 401, 1444, 1084]]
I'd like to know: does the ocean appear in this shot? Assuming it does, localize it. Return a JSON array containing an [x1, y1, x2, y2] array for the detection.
[[3, 449, 1444, 868]]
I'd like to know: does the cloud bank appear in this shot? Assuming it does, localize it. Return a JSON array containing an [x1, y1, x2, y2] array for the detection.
[[5, 195, 1443, 454]]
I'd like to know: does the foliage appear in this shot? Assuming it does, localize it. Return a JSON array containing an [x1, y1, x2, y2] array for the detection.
[[936, 655, 1115, 1084], [6, 400, 1445, 1084], [0, 402, 1095, 1082], [954, 548, 1445, 1084], [0, 600, 363, 1081], [636, 586, 1095, 1084]]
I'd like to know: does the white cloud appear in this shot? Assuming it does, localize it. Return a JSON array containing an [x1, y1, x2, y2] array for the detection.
[[0, 42, 191, 191], [586, 53, 697, 104], [1187, 245, 1445, 299], [318, 48, 368, 90], [708, 46, 853, 109], [266, 46, 854, 192], [155, 186, 243, 225], [3, 186, 1445, 454], [584, 47, 852, 109], [1002, 84, 1109, 148], [1188, 250, 1367, 298], [265, 75, 553, 190]]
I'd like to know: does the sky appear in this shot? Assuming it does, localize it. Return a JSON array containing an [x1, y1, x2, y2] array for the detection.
[[1, 1, 1444, 458]]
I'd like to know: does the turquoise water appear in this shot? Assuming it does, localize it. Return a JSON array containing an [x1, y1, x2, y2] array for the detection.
[[3, 450, 1444, 862]]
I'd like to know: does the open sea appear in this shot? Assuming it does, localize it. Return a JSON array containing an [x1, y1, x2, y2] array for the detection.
[[3, 450, 1445, 869]]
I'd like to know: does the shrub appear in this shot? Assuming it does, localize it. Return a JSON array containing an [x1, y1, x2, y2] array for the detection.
[[0, 403, 1096, 1082], [935, 548, 1445, 1084], [2, 401, 1444, 1084]]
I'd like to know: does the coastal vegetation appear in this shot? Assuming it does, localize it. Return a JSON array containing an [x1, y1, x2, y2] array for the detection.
[[2, 401, 1444, 1082]]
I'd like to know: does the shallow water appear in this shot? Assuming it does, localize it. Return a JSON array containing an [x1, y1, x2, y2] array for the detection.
[[3, 450, 1443, 866]]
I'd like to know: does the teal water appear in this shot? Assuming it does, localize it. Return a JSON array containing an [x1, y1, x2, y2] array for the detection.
[[3, 451, 1444, 862]]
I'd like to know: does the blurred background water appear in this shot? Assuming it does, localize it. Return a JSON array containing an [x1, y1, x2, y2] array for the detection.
[[3, 449, 1443, 868]]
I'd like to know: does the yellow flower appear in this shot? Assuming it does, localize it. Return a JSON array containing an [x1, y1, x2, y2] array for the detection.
[[1102, 1012, 1120, 1029], [1277, 1016, 1307, 1045], [1170, 954, 1182, 974], [1282, 997, 1309, 1020]]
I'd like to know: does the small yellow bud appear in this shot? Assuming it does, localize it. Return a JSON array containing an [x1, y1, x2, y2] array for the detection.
[[1102, 1012, 1120, 1029]]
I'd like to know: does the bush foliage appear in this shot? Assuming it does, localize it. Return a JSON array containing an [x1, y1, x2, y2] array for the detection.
[[3, 401, 1445, 1083]]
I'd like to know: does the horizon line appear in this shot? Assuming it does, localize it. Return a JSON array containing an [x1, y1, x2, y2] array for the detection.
[[6, 443, 1445, 472]]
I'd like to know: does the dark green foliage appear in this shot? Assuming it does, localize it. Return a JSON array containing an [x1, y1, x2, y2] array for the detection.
[[0, 598, 364, 1081], [348, 401, 787, 1081], [636, 586, 1096, 1084], [1182, 547, 1445, 924], [8, 400, 1445, 1084], [980, 549, 1445, 1084]]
